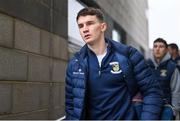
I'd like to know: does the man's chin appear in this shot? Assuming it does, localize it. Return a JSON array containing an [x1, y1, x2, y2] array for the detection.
[[84, 39, 93, 44]]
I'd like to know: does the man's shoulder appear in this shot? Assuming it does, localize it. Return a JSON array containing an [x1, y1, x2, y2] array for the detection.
[[109, 39, 143, 62], [167, 59, 177, 72], [69, 44, 88, 60], [68, 46, 88, 66], [110, 39, 130, 50], [109, 39, 134, 56], [146, 58, 154, 65], [168, 59, 177, 66], [67, 56, 77, 69]]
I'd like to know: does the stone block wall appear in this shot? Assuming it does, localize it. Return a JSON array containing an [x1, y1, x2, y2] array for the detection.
[[0, 0, 67, 119]]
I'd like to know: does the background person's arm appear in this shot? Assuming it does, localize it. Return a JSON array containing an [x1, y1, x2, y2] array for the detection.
[[129, 47, 163, 120]]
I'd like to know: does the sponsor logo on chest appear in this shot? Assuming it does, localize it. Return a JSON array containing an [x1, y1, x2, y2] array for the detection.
[[160, 69, 167, 77], [73, 68, 84, 75]]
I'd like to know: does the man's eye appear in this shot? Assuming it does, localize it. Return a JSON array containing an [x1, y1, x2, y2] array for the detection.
[[78, 24, 83, 28], [160, 45, 165, 48], [87, 22, 94, 26]]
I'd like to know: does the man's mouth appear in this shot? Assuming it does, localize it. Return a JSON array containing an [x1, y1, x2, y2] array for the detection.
[[84, 34, 90, 39]]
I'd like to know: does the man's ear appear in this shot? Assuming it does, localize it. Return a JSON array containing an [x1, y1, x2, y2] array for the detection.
[[101, 22, 107, 32]]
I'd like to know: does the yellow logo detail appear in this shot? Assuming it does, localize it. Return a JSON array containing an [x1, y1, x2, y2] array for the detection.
[[112, 64, 120, 72]]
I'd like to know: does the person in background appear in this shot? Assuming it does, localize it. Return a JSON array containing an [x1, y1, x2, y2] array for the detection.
[[147, 38, 180, 120], [168, 43, 180, 71], [65, 7, 163, 120]]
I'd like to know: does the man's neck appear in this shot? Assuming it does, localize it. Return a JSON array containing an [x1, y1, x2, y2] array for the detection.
[[154, 56, 163, 64], [155, 58, 161, 64], [88, 38, 107, 55]]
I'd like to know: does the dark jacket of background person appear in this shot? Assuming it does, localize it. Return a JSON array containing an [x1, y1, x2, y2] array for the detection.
[[168, 43, 180, 71], [147, 53, 180, 111]]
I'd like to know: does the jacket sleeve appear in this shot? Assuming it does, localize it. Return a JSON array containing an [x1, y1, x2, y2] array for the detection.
[[65, 60, 75, 119], [128, 47, 163, 120], [170, 68, 180, 111]]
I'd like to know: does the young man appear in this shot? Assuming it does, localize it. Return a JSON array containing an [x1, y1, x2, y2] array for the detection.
[[147, 38, 180, 119], [168, 43, 180, 71], [65, 7, 163, 120]]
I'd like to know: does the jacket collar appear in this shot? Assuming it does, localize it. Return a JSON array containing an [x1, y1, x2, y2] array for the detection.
[[75, 38, 127, 59], [151, 52, 171, 67], [76, 38, 111, 59]]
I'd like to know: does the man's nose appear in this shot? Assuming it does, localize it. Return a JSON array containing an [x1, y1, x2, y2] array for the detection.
[[82, 25, 89, 33], [156, 47, 160, 51]]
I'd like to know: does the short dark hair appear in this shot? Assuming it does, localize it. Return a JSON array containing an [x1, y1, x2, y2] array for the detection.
[[76, 7, 104, 22], [168, 43, 179, 51], [154, 38, 168, 48]]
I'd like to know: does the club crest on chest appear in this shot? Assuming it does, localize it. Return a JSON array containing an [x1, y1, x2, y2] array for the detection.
[[109, 62, 122, 74]]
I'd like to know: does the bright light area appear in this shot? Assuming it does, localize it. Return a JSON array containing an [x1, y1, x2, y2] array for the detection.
[[148, 0, 180, 48], [68, 0, 85, 46], [112, 29, 121, 42]]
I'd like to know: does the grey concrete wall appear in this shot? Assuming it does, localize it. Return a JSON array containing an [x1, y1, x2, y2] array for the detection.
[[0, 0, 67, 120], [94, 0, 149, 54]]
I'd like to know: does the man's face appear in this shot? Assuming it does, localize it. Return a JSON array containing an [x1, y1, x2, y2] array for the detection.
[[168, 46, 174, 55], [153, 42, 167, 60], [77, 15, 106, 45]]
